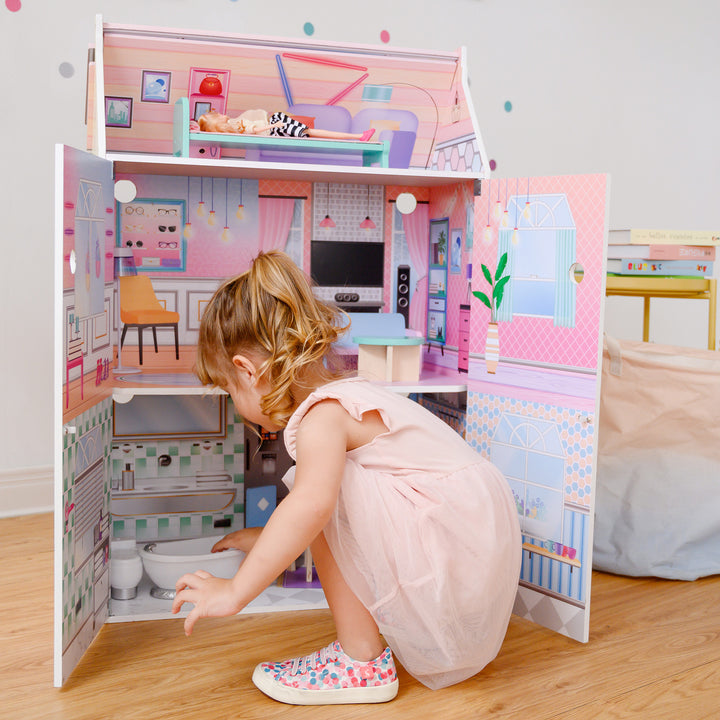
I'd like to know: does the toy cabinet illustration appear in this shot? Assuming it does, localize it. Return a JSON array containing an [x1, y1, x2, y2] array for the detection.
[[55, 16, 609, 687]]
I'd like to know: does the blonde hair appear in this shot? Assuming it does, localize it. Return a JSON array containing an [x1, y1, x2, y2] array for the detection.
[[196, 250, 349, 427]]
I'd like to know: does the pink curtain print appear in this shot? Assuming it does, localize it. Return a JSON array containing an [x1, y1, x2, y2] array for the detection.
[[258, 197, 295, 253], [402, 203, 430, 332]]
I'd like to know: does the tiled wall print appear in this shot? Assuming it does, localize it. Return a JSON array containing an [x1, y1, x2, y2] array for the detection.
[[60, 398, 113, 683], [465, 389, 594, 642], [110, 399, 246, 541]]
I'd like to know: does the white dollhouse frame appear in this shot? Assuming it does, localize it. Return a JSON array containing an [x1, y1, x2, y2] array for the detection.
[[55, 15, 608, 687]]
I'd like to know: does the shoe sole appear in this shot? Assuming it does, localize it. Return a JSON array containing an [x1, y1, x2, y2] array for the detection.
[[252, 665, 399, 705]]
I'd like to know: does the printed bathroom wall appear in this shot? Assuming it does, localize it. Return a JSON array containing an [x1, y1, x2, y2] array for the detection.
[[59, 398, 113, 685], [110, 398, 246, 542]]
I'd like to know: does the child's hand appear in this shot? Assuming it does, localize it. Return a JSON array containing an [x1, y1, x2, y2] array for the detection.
[[171, 570, 242, 636], [211, 526, 262, 553]]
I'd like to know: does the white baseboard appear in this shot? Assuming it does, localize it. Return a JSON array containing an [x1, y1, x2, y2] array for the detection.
[[0, 465, 54, 518]]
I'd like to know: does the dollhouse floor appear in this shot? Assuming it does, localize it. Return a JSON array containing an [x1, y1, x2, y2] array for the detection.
[[109, 572, 327, 623]]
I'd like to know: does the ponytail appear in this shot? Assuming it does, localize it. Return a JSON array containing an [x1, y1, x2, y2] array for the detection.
[[196, 251, 348, 426]]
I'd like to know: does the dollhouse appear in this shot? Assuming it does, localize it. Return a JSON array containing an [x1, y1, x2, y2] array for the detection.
[[55, 16, 609, 686]]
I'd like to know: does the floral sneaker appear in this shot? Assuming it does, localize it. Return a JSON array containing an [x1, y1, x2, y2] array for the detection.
[[252, 640, 399, 705]]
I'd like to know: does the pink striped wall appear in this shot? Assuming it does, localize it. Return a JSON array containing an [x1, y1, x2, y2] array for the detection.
[[101, 28, 479, 169]]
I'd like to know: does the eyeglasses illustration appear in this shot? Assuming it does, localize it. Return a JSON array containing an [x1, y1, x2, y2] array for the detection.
[[124, 206, 144, 215], [125, 240, 144, 248], [158, 241, 178, 249], [157, 208, 178, 216], [158, 225, 177, 232]]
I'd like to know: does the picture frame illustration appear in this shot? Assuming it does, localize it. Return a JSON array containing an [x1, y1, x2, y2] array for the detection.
[[450, 227, 463, 274], [141, 70, 171, 103], [105, 96, 133, 128], [193, 101, 212, 121]]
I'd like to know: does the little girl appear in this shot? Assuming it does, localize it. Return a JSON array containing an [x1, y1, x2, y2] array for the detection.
[[172, 250, 521, 705]]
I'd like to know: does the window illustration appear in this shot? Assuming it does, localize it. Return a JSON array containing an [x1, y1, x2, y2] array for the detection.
[[496, 193, 577, 328], [490, 413, 565, 542]]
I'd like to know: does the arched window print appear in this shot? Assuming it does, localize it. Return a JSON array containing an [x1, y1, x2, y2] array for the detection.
[[496, 193, 577, 328], [490, 413, 565, 542]]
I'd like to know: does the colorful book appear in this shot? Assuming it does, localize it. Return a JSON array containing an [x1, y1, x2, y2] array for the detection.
[[607, 258, 714, 276], [607, 244, 715, 260], [648, 244, 715, 260], [630, 229, 720, 246]]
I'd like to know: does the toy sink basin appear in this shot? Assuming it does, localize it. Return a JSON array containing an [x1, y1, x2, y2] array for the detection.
[[140, 536, 244, 590]]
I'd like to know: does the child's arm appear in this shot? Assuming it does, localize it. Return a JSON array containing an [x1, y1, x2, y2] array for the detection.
[[172, 400, 348, 635]]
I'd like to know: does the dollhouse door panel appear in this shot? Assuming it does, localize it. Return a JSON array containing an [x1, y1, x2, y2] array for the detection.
[[55, 145, 115, 686], [465, 388, 595, 643]]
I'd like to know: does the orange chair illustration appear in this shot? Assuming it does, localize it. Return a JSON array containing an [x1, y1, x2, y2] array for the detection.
[[119, 275, 179, 365]]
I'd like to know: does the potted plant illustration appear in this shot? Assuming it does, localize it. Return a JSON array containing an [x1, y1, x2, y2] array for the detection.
[[436, 229, 447, 266], [472, 252, 510, 373]]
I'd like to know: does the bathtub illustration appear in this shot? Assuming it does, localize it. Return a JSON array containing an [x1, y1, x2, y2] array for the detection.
[[111, 472, 236, 516]]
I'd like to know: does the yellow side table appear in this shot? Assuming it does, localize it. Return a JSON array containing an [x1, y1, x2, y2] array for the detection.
[[605, 276, 717, 350]]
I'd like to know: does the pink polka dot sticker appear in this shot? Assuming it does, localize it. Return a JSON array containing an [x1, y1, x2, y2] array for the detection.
[[6, 0, 22, 10], [380, 30, 390, 44]]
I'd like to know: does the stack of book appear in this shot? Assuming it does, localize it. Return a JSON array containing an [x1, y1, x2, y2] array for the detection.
[[607, 229, 717, 277]]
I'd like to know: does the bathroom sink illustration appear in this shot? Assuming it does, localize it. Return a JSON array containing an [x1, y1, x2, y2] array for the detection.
[[111, 474, 235, 516]]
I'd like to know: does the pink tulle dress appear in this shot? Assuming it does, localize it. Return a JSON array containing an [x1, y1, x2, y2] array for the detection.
[[282, 377, 521, 690]]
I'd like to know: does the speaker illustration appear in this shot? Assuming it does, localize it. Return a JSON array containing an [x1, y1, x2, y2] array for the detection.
[[396, 264, 410, 326]]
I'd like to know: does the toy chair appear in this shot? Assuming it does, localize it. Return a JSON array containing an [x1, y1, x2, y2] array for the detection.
[[119, 275, 180, 365], [351, 108, 418, 169]]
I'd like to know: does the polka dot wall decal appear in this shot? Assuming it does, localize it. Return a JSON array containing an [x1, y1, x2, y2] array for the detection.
[[489, 159, 497, 171], [6, 0, 22, 11], [59, 62, 74, 78], [380, 30, 390, 43], [504, 100, 513, 112], [303, 22, 314, 36]]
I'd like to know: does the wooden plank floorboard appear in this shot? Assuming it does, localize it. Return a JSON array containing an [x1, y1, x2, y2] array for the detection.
[[1, 513, 718, 720]]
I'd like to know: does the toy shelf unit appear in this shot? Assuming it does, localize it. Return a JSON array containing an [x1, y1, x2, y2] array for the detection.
[[188, 67, 230, 120], [173, 97, 390, 167]]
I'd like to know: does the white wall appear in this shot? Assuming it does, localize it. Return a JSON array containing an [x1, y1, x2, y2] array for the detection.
[[0, 0, 718, 485]]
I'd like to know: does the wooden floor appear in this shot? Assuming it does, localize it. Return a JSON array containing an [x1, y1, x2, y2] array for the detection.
[[2, 513, 719, 720]]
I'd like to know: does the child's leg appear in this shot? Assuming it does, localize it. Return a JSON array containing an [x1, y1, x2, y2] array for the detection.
[[306, 128, 375, 142], [310, 531, 385, 662]]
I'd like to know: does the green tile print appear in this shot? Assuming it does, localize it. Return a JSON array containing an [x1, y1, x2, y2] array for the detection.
[[179, 456, 191, 469], [146, 446, 156, 456], [180, 517, 191, 527], [202, 516, 213, 527], [158, 518, 170, 529], [168, 446, 179, 456], [190, 444, 201, 455], [136, 519, 147, 529]]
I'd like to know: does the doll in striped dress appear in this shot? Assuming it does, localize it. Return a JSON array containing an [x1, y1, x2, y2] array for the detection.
[[198, 109, 375, 141]]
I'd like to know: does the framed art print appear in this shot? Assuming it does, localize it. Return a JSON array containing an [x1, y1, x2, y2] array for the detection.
[[141, 71, 171, 103], [105, 97, 133, 128]]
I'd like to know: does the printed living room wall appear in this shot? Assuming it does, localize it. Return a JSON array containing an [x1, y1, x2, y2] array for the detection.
[[471, 174, 609, 371]]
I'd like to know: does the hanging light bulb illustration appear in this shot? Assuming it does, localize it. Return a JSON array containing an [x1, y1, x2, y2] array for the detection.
[[207, 179, 217, 226], [183, 177, 193, 238], [359, 185, 376, 230], [236, 179, 244, 220], [501, 178, 510, 227], [523, 177, 531, 219], [494, 181, 502, 220], [484, 181, 492, 242], [221, 179, 230, 242], [319, 183, 336, 228], [196, 177, 206, 217], [511, 178, 520, 244]]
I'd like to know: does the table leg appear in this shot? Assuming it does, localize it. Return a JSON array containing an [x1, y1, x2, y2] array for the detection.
[[642, 296, 651, 342], [709, 279, 717, 350]]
